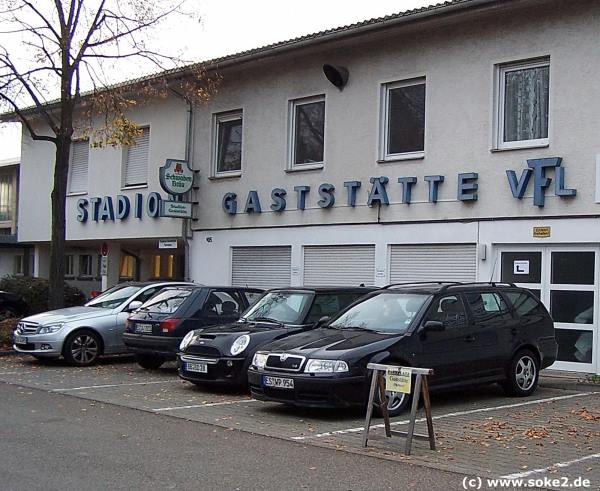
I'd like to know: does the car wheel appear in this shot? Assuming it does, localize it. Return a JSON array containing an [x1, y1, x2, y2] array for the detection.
[[63, 330, 101, 366], [502, 349, 540, 396], [135, 354, 165, 370]]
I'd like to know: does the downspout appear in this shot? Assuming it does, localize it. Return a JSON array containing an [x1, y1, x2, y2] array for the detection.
[[169, 88, 194, 282]]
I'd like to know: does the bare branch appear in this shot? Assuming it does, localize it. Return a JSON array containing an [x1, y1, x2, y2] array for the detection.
[[0, 92, 56, 143]]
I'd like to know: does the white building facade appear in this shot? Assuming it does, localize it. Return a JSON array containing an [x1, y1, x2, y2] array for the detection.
[[12, 0, 600, 374]]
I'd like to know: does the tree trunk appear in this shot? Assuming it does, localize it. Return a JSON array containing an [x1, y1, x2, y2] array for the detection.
[[48, 133, 71, 309]]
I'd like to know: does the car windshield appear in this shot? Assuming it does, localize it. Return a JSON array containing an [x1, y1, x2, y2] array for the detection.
[[241, 291, 314, 325], [329, 292, 429, 333], [140, 288, 193, 314], [86, 285, 142, 309]]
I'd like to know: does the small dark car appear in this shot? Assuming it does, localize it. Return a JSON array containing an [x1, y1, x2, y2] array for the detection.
[[178, 287, 376, 386], [248, 282, 557, 416], [0, 290, 28, 319], [123, 286, 263, 369]]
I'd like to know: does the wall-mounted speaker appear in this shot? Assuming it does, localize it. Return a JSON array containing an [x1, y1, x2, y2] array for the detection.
[[322, 64, 349, 90]]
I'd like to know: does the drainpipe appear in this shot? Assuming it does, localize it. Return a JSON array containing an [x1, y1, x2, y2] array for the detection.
[[169, 87, 194, 282]]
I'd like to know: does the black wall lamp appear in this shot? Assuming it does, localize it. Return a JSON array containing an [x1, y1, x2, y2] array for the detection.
[[322, 64, 349, 90]]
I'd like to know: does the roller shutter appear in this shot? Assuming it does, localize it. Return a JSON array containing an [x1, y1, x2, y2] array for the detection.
[[231, 246, 291, 289], [68, 140, 89, 193], [389, 244, 477, 283], [303, 245, 375, 286], [124, 126, 149, 186]]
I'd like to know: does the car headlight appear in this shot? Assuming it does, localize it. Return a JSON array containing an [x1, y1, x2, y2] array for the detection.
[[252, 352, 268, 369], [38, 323, 64, 334], [179, 331, 196, 351], [230, 335, 250, 356], [304, 359, 349, 373]]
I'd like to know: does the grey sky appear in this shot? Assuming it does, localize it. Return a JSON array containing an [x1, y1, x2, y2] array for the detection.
[[0, 0, 434, 160]]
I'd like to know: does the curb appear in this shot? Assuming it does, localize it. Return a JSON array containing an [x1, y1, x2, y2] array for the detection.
[[539, 376, 599, 391]]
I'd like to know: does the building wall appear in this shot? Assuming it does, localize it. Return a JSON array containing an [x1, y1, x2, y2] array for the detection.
[[189, 0, 600, 231], [18, 96, 189, 244]]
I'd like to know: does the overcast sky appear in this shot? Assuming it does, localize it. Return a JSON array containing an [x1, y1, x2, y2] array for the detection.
[[0, 0, 434, 161]]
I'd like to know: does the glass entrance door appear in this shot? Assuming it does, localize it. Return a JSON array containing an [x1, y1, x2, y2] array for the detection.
[[499, 247, 598, 374]]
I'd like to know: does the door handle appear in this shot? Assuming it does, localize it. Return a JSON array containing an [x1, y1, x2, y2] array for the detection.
[[465, 335, 476, 342]]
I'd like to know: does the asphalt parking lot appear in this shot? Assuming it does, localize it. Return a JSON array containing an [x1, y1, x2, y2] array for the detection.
[[1, 354, 598, 487]]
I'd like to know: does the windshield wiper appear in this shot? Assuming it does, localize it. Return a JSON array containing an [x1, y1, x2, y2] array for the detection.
[[251, 316, 284, 326]]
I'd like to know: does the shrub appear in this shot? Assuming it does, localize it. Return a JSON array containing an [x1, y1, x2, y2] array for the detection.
[[0, 318, 18, 350], [0, 276, 86, 315]]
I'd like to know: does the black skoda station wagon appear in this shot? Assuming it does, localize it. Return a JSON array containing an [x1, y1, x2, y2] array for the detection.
[[248, 282, 557, 416]]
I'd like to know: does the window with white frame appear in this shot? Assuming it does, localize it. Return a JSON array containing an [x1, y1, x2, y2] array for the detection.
[[79, 254, 93, 277], [213, 111, 242, 176], [65, 254, 75, 277], [380, 78, 426, 161], [68, 139, 89, 193], [495, 58, 549, 149], [288, 95, 325, 169], [123, 126, 149, 187]]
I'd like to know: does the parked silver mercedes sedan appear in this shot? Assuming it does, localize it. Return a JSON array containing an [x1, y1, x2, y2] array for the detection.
[[13, 281, 193, 366]]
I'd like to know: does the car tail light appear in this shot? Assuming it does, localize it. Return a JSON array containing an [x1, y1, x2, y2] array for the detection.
[[160, 318, 182, 333]]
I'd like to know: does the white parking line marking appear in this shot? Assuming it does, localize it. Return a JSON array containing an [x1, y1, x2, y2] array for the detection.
[[501, 452, 600, 479], [291, 391, 600, 440], [0, 371, 35, 376], [154, 399, 259, 411], [53, 380, 178, 391]]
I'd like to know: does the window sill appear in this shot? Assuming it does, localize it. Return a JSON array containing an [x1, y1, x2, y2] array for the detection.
[[285, 163, 324, 173], [121, 184, 148, 191], [491, 141, 549, 152], [378, 152, 425, 163], [67, 191, 87, 197], [208, 172, 242, 180]]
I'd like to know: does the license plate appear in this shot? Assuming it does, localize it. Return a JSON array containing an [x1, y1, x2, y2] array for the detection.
[[135, 323, 153, 334], [14, 335, 27, 344], [262, 375, 294, 389], [185, 362, 208, 373]]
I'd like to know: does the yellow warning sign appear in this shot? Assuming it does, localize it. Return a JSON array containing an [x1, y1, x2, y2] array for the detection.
[[386, 368, 412, 394]]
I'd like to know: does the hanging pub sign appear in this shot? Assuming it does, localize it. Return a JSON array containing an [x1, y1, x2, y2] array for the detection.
[[159, 159, 194, 195]]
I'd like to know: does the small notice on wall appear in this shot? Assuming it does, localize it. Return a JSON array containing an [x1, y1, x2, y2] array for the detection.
[[386, 368, 412, 394], [533, 226, 551, 238]]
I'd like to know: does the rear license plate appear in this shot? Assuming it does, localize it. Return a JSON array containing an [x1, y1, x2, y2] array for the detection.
[[14, 335, 27, 344], [262, 375, 294, 389], [135, 323, 153, 334], [185, 362, 208, 373]]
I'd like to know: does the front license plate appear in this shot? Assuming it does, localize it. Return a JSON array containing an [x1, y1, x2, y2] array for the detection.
[[14, 335, 27, 344], [262, 375, 294, 389], [135, 323, 153, 334], [185, 362, 208, 373]]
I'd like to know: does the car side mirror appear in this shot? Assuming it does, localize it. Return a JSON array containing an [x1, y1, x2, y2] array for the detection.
[[127, 300, 143, 312], [315, 316, 331, 327], [423, 320, 445, 332]]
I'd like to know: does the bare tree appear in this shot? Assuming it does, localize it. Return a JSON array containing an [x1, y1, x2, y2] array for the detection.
[[0, 0, 217, 308]]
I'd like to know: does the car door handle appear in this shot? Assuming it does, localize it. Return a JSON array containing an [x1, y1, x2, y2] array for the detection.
[[464, 335, 476, 342]]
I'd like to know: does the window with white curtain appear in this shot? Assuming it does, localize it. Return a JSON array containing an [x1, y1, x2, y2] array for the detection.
[[495, 58, 549, 150], [68, 139, 89, 193], [213, 111, 242, 176], [123, 126, 149, 187], [0, 173, 12, 221]]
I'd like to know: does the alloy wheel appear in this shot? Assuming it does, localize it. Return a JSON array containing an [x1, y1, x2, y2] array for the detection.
[[515, 355, 536, 391], [70, 334, 99, 365], [386, 390, 406, 411]]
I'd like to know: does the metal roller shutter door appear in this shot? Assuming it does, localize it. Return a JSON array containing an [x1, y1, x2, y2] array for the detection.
[[389, 244, 477, 283], [303, 245, 375, 286], [231, 246, 291, 289]]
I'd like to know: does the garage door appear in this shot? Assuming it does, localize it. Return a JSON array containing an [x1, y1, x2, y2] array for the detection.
[[231, 246, 292, 289], [389, 244, 477, 283], [303, 245, 375, 286]]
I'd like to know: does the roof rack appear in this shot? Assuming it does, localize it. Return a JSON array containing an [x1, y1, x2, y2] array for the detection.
[[382, 282, 461, 290], [440, 282, 517, 292]]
